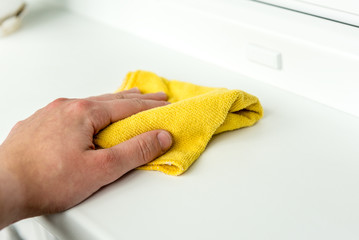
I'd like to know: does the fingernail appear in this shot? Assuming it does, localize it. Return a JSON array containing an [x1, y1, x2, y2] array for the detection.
[[157, 131, 172, 151]]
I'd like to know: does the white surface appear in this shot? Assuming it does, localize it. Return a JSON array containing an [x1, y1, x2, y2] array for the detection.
[[0, 219, 57, 240], [1, 3, 359, 240], [246, 44, 282, 69], [256, 0, 359, 26], [62, 0, 359, 118], [0, 0, 24, 19]]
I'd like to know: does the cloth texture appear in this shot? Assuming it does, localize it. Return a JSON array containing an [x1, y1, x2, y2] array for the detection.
[[94, 70, 263, 176]]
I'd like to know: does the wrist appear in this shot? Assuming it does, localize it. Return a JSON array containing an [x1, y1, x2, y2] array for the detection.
[[0, 148, 25, 229]]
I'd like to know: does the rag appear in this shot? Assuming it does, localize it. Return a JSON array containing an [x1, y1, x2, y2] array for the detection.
[[95, 70, 263, 176]]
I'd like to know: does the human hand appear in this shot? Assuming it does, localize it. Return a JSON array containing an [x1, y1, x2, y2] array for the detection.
[[0, 88, 173, 228]]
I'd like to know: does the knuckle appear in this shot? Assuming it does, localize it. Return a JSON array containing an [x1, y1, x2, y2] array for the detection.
[[114, 93, 125, 100], [12, 120, 24, 130], [132, 98, 146, 110], [48, 98, 68, 108], [53, 97, 68, 103], [98, 149, 118, 174], [69, 99, 94, 113], [91, 150, 125, 184], [136, 136, 158, 165]]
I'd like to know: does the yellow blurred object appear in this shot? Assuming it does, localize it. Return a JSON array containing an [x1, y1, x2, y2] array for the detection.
[[95, 70, 263, 175]]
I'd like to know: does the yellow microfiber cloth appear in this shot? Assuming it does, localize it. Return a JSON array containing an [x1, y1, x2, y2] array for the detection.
[[95, 70, 263, 176]]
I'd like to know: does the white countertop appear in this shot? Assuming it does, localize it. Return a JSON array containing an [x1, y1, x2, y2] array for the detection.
[[1, 3, 359, 240]]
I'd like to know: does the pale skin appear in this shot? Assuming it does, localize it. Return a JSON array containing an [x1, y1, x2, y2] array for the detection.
[[0, 88, 173, 229]]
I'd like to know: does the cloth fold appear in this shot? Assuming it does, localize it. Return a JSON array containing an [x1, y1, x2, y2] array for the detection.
[[94, 70, 263, 176]]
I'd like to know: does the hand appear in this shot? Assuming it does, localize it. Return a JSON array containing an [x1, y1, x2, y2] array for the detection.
[[0, 88, 173, 229]]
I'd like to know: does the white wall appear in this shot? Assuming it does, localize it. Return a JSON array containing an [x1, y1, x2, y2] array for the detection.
[[26, 0, 359, 117]]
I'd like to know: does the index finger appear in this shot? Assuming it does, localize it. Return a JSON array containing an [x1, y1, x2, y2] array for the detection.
[[90, 98, 169, 134], [87, 88, 140, 101], [90, 91, 168, 102]]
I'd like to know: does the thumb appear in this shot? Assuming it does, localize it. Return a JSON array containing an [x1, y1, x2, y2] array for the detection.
[[95, 130, 172, 183]]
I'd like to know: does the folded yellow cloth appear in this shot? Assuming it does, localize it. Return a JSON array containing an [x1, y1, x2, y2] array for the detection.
[[95, 70, 263, 176]]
